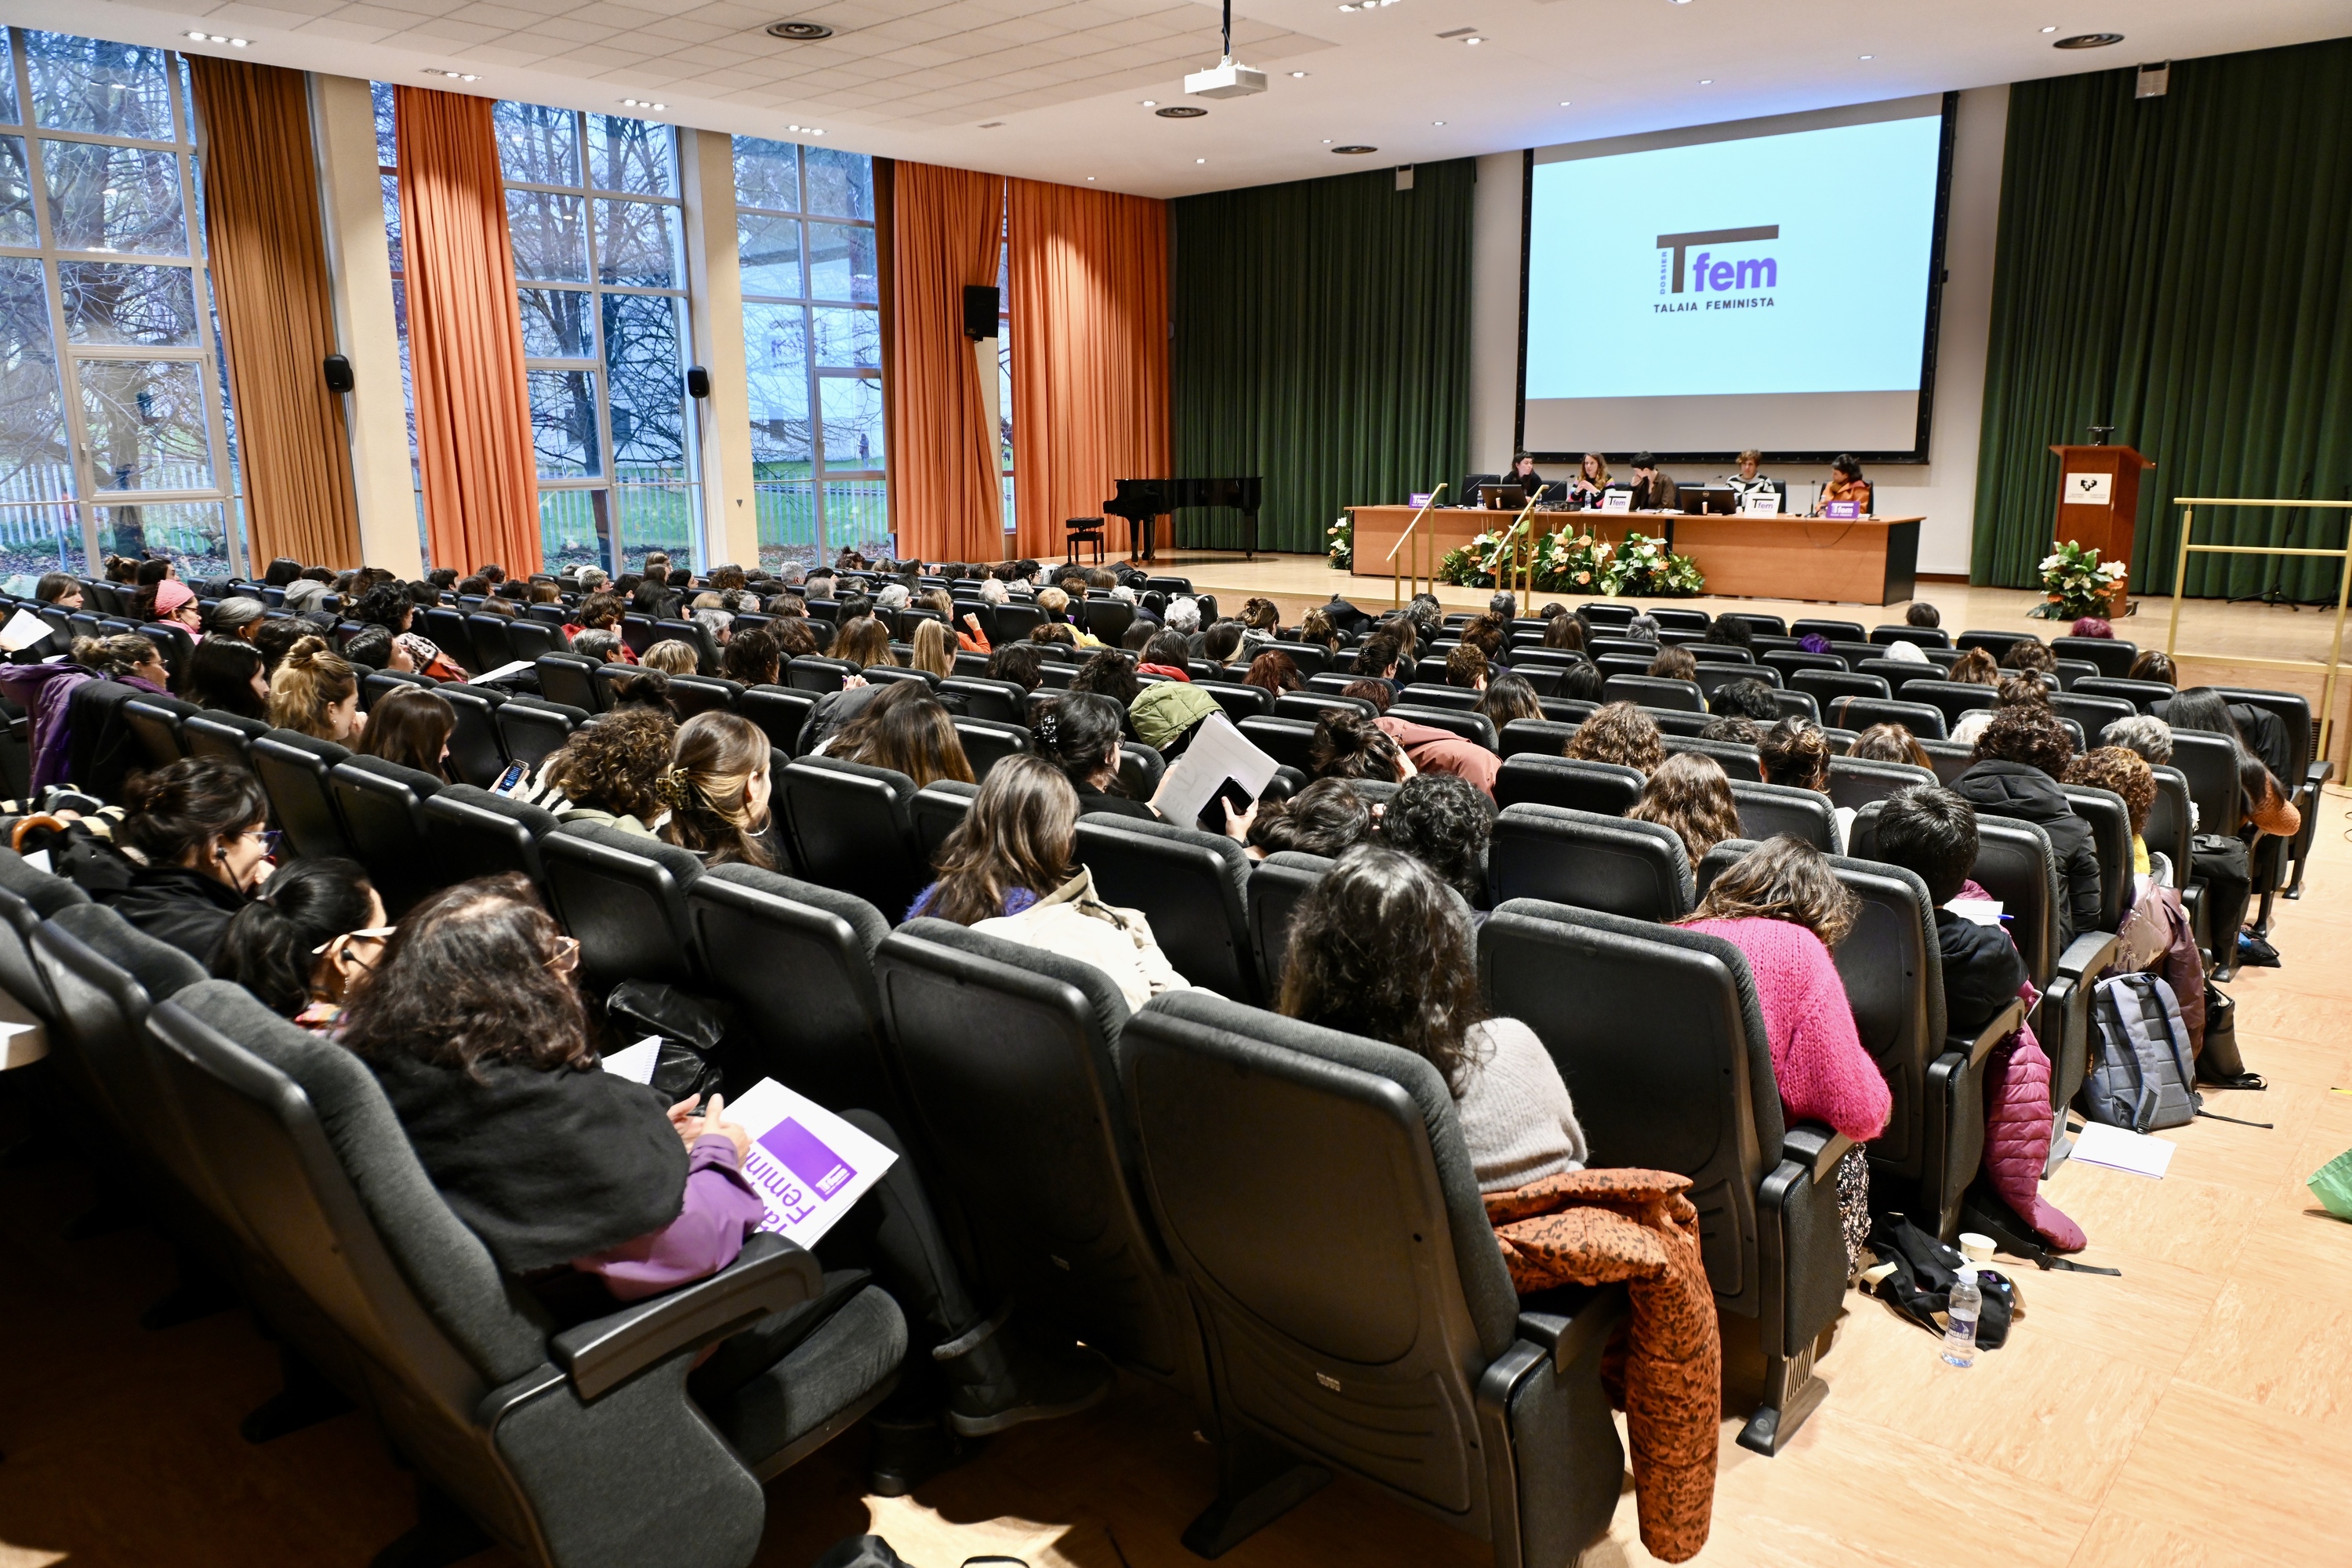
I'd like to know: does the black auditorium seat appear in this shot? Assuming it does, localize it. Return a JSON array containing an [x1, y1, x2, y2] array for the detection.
[[1073, 816, 1258, 1003], [1487, 803, 1693, 920]]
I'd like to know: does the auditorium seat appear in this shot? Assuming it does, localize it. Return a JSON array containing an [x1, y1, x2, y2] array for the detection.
[[1272, 690, 1376, 726], [492, 698, 586, 769], [464, 613, 519, 672], [1770, 689, 1824, 722], [2061, 784, 2135, 943], [361, 670, 434, 712], [524, 655, 596, 713], [666, 674, 743, 719], [1719, 612, 1788, 637], [1664, 735, 1764, 776], [1827, 755, 1936, 810], [1854, 658, 1929, 688], [251, 731, 359, 861], [909, 779, 978, 862], [328, 757, 445, 916], [778, 756, 927, 920], [786, 655, 858, 694], [1826, 641, 1882, 669], [1196, 682, 1272, 724], [2051, 691, 2136, 742], [1792, 669, 1890, 706], [1899, 678, 1994, 729], [652, 618, 722, 674], [144, 982, 900, 1566], [0, 847, 86, 1031], [540, 822, 706, 991], [988, 602, 1046, 644], [121, 695, 198, 770], [421, 607, 477, 672], [865, 665, 940, 694], [1764, 651, 1847, 681], [1476, 900, 1846, 1452], [1073, 816, 1258, 1003], [181, 711, 269, 770], [437, 685, 509, 789], [1394, 684, 1483, 712], [1387, 705, 1497, 751], [1488, 803, 1693, 920], [421, 783, 559, 889], [2074, 676, 2173, 713], [1238, 716, 1318, 775], [1684, 644, 1754, 665], [1497, 718, 1581, 759], [1121, 989, 1628, 1555], [504, 618, 564, 663], [1955, 630, 2037, 660], [1916, 738, 1975, 785], [1245, 849, 1331, 996], [1643, 706, 1717, 737], [940, 677, 1027, 724], [877, 920, 1207, 1399], [1871, 625, 1952, 649], [1726, 779, 1839, 851], [1117, 741, 1165, 803], [1791, 619, 1864, 643], [1493, 754, 1642, 815], [1603, 673, 1703, 712], [1693, 662, 1781, 697], [2212, 685, 2330, 911], [687, 864, 897, 1114], [1832, 697, 1948, 739], [738, 684, 818, 754], [949, 716, 1032, 779]]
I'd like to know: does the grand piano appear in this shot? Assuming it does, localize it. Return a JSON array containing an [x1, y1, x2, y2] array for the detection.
[[1104, 476, 1264, 562]]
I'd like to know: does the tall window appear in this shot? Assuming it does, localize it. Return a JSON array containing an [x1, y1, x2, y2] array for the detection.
[[996, 227, 1013, 538], [368, 82, 425, 566], [499, 102, 695, 575], [734, 136, 884, 572], [0, 28, 242, 579]]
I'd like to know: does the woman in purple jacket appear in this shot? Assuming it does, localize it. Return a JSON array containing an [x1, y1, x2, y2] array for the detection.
[[343, 874, 1110, 1493], [0, 633, 170, 793]]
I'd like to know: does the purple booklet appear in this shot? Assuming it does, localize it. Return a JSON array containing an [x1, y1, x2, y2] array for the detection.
[[724, 1078, 896, 1246]]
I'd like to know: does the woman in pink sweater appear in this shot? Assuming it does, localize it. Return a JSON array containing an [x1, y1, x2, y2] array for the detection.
[[1677, 837, 1890, 1269]]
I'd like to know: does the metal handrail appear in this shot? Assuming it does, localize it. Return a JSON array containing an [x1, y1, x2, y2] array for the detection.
[[2165, 498, 2351, 763]]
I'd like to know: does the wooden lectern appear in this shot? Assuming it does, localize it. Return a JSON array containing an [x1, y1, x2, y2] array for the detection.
[[2049, 443, 2154, 612]]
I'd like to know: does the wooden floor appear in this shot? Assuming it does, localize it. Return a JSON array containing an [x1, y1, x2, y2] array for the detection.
[[1149, 552, 2352, 765], [2, 750, 2349, 1566]]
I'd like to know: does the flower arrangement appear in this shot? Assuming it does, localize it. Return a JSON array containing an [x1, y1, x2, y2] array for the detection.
[[1327, 514, 1352, 571], [2029, 539, 2125, 619], [1436, 521, 1704, 597]]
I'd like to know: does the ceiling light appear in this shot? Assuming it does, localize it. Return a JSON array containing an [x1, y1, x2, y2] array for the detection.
[[1670, 0, 1693, 5], [1142, 100, 1156, 107], [1157, 105, 1207, 118], [1332, 144, 1377, 154], [186, 31, 205, 40], [1698, 78, 1712, 84], [1087, 176, 1095, 180], [1466, 37, 1483, 45], [1339, 4, 1357, 10], [1323, 138, 1333, 143], [1858, 54, 1873, 60], [2054, 32, 2125, 48], [2041, 25, 2058, 32], [1196, 157, 1206, 164], [766, 20, 833, 39], [1559, 100, 1571, 106], [1433, 120, 1445, 125], [1290, 71, 1308, 78]]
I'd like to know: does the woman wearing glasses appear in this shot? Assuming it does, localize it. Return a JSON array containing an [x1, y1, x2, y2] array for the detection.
[[98, 756, 275, 965], [347, 875, 1114, 1494], [214, 856, 389, 1033]]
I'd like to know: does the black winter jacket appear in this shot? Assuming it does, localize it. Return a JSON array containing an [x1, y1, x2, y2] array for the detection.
[[1952, 760, 2103, 949]]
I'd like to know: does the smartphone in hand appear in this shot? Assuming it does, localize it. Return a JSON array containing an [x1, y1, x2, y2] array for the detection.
[[493, 761, 528, 795]]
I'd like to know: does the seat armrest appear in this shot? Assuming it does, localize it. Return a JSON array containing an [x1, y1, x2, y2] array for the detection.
[[2305, 759, 2333, 789], [550, 1233, 820, 1401], [1515, 1284, 1631, 1374], [1782, 1123, 1853, 1184], [1948, 998, 2024, 1069], [2055, 931, 2119, 984]]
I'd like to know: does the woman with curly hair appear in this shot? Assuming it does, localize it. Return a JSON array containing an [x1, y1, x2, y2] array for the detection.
[[1279, 845, 1584, 1193], [1377, 773, 1494, 908], [1563, 701, 1664, 775], [1628, 752, 1740, 872], [1677, 837, 1888, 1265], [1952, 701, 2101, 945], [541, 707, 678, 838], [1947, 647, 2000, 688]]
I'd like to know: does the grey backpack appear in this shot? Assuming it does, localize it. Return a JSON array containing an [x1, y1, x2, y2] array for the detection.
[[2078, 972, 2201, 1131]]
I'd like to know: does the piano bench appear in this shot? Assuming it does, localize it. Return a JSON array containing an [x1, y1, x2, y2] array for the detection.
[[1065, 517, 1106, 566]]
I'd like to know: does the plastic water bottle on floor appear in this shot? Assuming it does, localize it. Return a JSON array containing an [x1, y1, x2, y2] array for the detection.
[[1940, 1260, 1980, 1368]]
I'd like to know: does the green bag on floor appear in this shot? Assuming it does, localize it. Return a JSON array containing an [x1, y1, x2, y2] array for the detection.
[[2310, 1149, 2352, 1221]]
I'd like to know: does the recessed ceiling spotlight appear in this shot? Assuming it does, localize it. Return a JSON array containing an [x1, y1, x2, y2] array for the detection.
[[1196, 157, 1206, 163], [1157, 104, 1207, 118], [2054, 31, 2125, 47], [1339, 3, 1357, 10], [1086, 176, 1095, 180], [1141, 100, 1156, 107], [2040, 24, 2058, 32], [1323, 138, 1333, 143], [186, 31, 205, 40], [1331, 144, 1377, 154], [1466, 37, 1483, 45], [766, 20, 833, 39], [1858, 53, 1873, 60], [423, 68, 482, 81], [1559, 100, 1571, 106], [1433, 119, 1445, 125], [231, 38, 247, 46], [1698, 78, 1712, 84], [1290, 71, 1308, 78]]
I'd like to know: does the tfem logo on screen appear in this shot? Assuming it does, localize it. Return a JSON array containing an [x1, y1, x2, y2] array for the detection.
[[1656, 226, 1780, 311]]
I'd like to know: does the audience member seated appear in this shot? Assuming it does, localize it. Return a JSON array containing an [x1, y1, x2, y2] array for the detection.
[[358, 687, 456, 781], [1951, 673, 2051, 747], [1279, 846, 1585, 1194], [183, 636, 272, 720], [2163, 688, 2302, 840], [1871, 786, 2027, 1037], [1129, 676, 1220, 757], [1676, 837, 1889, 1266], [1628, 752, 1740, 872], [1999, 640, 2056, 677], [1848, 723, 1930, 768], [908, 756, 1185, 1008], [2127, 650, 2176, 686], [267, 637, 365, 746], [641, 639, 702, 677], [1443, 645, 1489, 691], [826, 683, 973, 788], [2064, 746, 2205, 1050], [1906, 602, 1941, 630], [1646, 646, 1697, 682], [1700, 715, 1763, 747], [1705, 615, 1754, 652], [0, 633, 169, 793], [1310, 709, 1413, 785], [206, 597, 266, 644], [908, 620, 957, 678], [1069, 649, 1142, 716], [1759, 718, 1849, 848], [1350, 630, 1407, 696], [1339, 677, 1394, 714], [214, 855, 385, 1030], [2069, 616, 2114, 640], [344, 874, 1112, 1481], [1241, 649, 1303, 697], [1541, 615, 1584, 652], [660, 711, 778, 869], [1475, 673, 1543, 730], [1036, 692, 1156, 819], [540, 707, 677, 838], [1947, 648, 2000, 688], [93, 757, 273, 965], [1708, 678, 1778, 724], [1245, 776, 1374, 862], [1881, 639, 1929, 668], [1296, 606, 1341, 651], [1564, 701, 1664, 775], [1951, 703, 2101, 946], [1556, 661, 1606, 704], [1378, 705, 1500, 796], [719, 625, 784, 688], [1377, 773, 1493, 909], [987, 643, 1047, 692]]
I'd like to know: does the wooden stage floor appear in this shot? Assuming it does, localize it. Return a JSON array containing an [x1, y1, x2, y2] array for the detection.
[[2, 806, 2350, 1567], [1144, 550, 2352, 765]]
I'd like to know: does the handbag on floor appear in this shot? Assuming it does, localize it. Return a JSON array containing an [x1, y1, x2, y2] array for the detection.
[[2197, 981, 2264, 1088]]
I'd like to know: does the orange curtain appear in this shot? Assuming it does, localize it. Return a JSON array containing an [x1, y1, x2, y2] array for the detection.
[[186, 57, 361, 570], [1007, 179, 1171, 562], [394, 85, 539, 576], [886, 162, 1003, 564]]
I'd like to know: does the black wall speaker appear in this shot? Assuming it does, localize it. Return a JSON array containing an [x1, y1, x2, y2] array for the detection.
[[963, 284, 1000, 340], [322, 354, 354, 394], [685, 365, 711, 399]]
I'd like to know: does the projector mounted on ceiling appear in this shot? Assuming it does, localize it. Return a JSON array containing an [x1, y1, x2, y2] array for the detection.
[[1186, 0, 1267, 99]]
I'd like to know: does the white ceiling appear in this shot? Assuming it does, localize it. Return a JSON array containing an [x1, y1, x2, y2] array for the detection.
[[14, 0, 2350, 195]]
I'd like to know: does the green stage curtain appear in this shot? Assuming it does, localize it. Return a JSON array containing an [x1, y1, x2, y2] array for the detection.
[[1171, 161, 1473, 554], [1973, 38, 2352, 601]]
